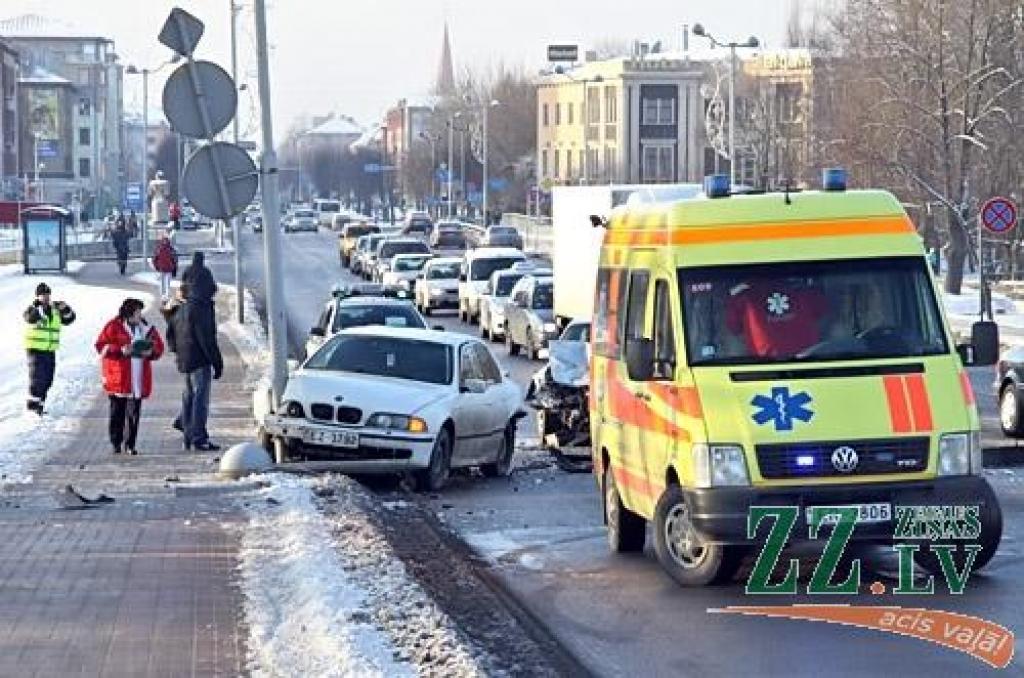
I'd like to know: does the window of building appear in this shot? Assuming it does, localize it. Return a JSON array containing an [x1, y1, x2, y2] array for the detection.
[[79, 158, 91, 177], [566, 150, 573, 179], [587, 88, 601, 124], [642, 145, 675, 182], [82, 42, 96, 58], [78, 98, 91, 116], [541, 150, 549, 177], [642, 98, 676, 125], [604, 148, 615, 180], [579, 150, 585, 178], [78, 68, 90, 85], [79, 128, 90, 146], [567, 102, 574, 125], [555, 103, 561, 126], [553, 149, 560, 178], [542, 103, 549, 126], [605, 86, 618, 123]]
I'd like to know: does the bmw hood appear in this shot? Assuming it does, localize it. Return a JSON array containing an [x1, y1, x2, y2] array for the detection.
[[286, 371, 450, 420]]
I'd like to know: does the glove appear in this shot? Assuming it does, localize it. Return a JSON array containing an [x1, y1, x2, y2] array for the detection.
[[213, 366, 223, 380]]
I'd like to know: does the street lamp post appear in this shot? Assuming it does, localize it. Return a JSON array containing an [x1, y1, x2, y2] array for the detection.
[[481, 99, 500, 225], [229, 0, 244, 322], [692, 23, 759, 186], [33, 132, 41, 202], [419, 131, 438, 216]]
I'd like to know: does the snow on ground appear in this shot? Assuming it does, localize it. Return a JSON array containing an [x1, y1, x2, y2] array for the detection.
[[220, 288, 272, 389], [0, 265, 133, 482], [237, 475, 414, 678]]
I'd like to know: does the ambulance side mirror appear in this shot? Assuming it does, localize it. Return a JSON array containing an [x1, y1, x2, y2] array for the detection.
[[625, 338, 655, 382], [969, 321, 999, 366]]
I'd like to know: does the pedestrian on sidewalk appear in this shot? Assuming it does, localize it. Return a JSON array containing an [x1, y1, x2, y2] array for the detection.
[[180, 250, 218, 301], [111, 220, 131, 276], [165, 282, 223, 451], [95, 298, 165, 455], [151, 233, 179, 301], [169, 200, 182, 232], [128, 210, 140, 239], [23, 282, 76, 415]]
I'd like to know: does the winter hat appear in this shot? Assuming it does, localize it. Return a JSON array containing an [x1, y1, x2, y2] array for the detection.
[[35, 282, 51, 296]]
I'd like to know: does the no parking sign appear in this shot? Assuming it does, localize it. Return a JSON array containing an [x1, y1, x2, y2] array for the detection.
[[980, 196, 1018, 234]]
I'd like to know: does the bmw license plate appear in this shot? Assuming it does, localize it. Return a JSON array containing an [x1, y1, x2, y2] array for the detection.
[[302, 428, 359, 448], [806, 502, 891, 525]]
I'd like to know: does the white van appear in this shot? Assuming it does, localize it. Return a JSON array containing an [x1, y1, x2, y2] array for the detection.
[[313, 198, 342, 227], [458, 247, 527, 324]]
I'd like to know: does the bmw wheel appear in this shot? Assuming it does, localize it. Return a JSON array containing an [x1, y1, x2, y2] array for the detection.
[[416, 428, 452, 492], [482, 425, 515, 477], [653, 485, 746, 586], [506, 326, 520, 357], [1000, 385, 1024, 437]]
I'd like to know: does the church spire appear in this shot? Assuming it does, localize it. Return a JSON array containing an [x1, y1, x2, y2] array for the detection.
[[436, 21, 455, 95]]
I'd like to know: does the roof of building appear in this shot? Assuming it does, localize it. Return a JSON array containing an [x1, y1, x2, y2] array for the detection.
[[306, 115, 364, 137], [19, 65, 72, 85], [0, 13, 110, 41]]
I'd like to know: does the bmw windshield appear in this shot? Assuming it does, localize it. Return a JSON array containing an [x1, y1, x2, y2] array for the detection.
[[679, 257, 949, 366], [305, 335, 452, 385]]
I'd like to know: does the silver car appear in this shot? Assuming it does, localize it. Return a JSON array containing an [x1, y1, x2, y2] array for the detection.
[[479, 269, 530, 342], [504, 275, 557, 360], [415, 257, 463, 316], [482, 225, 523, 250], [381, 253, 433, 290], [285, 208, 318, 233], [352, 233, 388, 277]]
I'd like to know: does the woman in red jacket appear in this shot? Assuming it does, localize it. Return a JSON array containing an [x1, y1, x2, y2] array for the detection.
[[95, 298, 165, 455]]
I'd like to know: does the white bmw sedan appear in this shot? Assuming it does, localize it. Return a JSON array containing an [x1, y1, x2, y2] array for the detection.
[[262, 326, 524, 491]]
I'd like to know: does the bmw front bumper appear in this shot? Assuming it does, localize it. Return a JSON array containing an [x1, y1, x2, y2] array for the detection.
[[264, 415, 435, 471]]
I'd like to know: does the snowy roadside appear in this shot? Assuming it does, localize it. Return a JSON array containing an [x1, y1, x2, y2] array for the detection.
[[0, 264, 137, 483]]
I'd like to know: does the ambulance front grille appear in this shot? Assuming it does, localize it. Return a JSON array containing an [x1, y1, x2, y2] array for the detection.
[[755, 437, 930, 479]]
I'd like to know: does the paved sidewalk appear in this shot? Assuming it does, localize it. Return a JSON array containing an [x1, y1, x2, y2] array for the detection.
[[0, 262, 256, 677]]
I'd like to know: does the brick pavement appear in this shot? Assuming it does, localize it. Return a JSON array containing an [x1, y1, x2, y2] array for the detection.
[[0, 261, 257, 677]]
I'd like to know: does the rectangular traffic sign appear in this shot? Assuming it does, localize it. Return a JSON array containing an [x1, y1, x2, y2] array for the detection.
[[547, 44, 579, 62]]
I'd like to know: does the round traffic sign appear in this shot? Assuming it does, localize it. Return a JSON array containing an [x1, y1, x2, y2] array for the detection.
[[182, 142, 258, 220], [162, 61, 237, 139], [980, 196, 1018, 234]]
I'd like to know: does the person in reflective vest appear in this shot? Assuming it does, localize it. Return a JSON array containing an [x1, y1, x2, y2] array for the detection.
[[23, 282, 76, 415]]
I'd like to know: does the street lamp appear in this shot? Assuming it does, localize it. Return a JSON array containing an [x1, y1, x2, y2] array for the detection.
[[691, 23, 759, 186], [446, 114, 459, 218], [419, 131, 439, 215], [481, 99, 500, 225], [126, 54, 180, 255]]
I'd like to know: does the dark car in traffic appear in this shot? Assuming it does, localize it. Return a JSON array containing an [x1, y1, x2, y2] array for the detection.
[[995, 345, 1024, 436]]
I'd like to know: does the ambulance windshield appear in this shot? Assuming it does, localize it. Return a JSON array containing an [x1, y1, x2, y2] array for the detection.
[[679, 256, 949, 366]]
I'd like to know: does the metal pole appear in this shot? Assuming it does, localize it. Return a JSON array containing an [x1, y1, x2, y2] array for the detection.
[[482, 105, 489, 224], [447, 119, 453, 218], [254, 0, 288, 405], [459, 128, 465, 217], [33, 134, 39, 201], [728, 44, 736, 185], [429, 140, 436, 216], [230, 0, 244, 323], [979, 218, 985, 321], [141, 70, 149, 256]]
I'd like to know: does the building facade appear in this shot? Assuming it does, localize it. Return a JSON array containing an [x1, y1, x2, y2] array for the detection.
[[0, 14, 124, 216], [0, 38, 17, 196], [123, 111, 170, 199], [537, 55, 705, 187]]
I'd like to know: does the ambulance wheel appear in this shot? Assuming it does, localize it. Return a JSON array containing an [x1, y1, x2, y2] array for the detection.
[[603, 466, 646, 553], [911, 482, 1002, 575], [999, 385, 1024, 437], [654, 485, 746, 586]]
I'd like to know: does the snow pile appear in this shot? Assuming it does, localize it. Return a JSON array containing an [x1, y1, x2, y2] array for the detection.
[[943, 289, 1018, 317], [0, 265, 128, 482], [220, 288, 272, 389], [237, 475, 413, 678]]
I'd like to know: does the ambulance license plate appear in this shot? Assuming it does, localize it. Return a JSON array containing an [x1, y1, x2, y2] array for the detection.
[[302, 428, 359, 448], [806, 503, 891, 525]]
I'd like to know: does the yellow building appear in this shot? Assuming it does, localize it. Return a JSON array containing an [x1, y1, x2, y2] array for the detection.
[[537, 54, 706, 186]]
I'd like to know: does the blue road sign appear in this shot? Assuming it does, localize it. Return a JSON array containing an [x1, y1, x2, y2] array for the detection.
[[488, 177, 509, 191], [364, 163, 381, 173], [37, 140, 59, 159]]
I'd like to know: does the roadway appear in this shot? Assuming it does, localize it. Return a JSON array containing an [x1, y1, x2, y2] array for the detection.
[[208, 225, 1024, 676]]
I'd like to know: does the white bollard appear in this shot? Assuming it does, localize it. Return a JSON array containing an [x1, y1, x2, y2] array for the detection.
[[218, 442, 273, 480]]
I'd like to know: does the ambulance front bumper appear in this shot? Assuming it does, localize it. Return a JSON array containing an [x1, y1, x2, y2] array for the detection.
[[685, 475, 994, 545]]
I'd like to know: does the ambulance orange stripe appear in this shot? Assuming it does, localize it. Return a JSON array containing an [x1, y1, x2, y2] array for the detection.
[[605, 363, 692, 442], [612, 465, 664, 502], [959, 372, 976, 406], [904, 374, 934, 432], [647, 383, 704, 419], [605, 217, 912, 247], [883, 375, 913, 433]]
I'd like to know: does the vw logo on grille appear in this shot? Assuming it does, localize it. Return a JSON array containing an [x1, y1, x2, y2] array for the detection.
[[831, 446, 859, 473]]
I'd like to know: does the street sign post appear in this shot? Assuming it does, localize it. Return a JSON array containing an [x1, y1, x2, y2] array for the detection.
[[981, 196, 1018, 234], [547, 44, 579, 62], [162, 61, 238, 138], [182, 142, 258, 219]]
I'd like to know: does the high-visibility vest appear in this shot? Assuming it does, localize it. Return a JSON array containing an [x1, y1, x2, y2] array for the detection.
[[25, 309, 62, 352]]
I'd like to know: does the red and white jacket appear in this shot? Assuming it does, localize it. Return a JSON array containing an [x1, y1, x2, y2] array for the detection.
[[95, 318, 165, 399]]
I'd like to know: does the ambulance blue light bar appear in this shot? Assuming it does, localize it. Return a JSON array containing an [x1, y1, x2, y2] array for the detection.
[[704, 174, 731, 198], [822, 168, 847, 192]]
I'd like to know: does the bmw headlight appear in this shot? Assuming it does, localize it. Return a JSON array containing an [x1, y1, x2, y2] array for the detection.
[[939, 432, 981, 476], [367, 413, 428, 433], [281, 400, 305, 418], [693, 444, 750, 488]]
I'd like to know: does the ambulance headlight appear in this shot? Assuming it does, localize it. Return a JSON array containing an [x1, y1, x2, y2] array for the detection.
[[693, 444, 750, 488], [938, 432, 981, 476]]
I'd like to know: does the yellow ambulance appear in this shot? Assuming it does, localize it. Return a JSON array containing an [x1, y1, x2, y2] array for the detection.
[[591, 172, 1003, 587]]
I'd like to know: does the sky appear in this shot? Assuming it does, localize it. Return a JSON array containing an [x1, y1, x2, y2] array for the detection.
[[1, 0, 803, 136]]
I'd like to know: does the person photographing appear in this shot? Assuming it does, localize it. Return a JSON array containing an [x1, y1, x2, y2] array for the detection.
[[23, 282, 76, 415]]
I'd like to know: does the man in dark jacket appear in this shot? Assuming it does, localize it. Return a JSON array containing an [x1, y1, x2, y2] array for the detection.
[[23, 282, 76, 414], [111, 222, 130, 275], [166, 282, 223, 451], [180, 251, 218, 301]]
